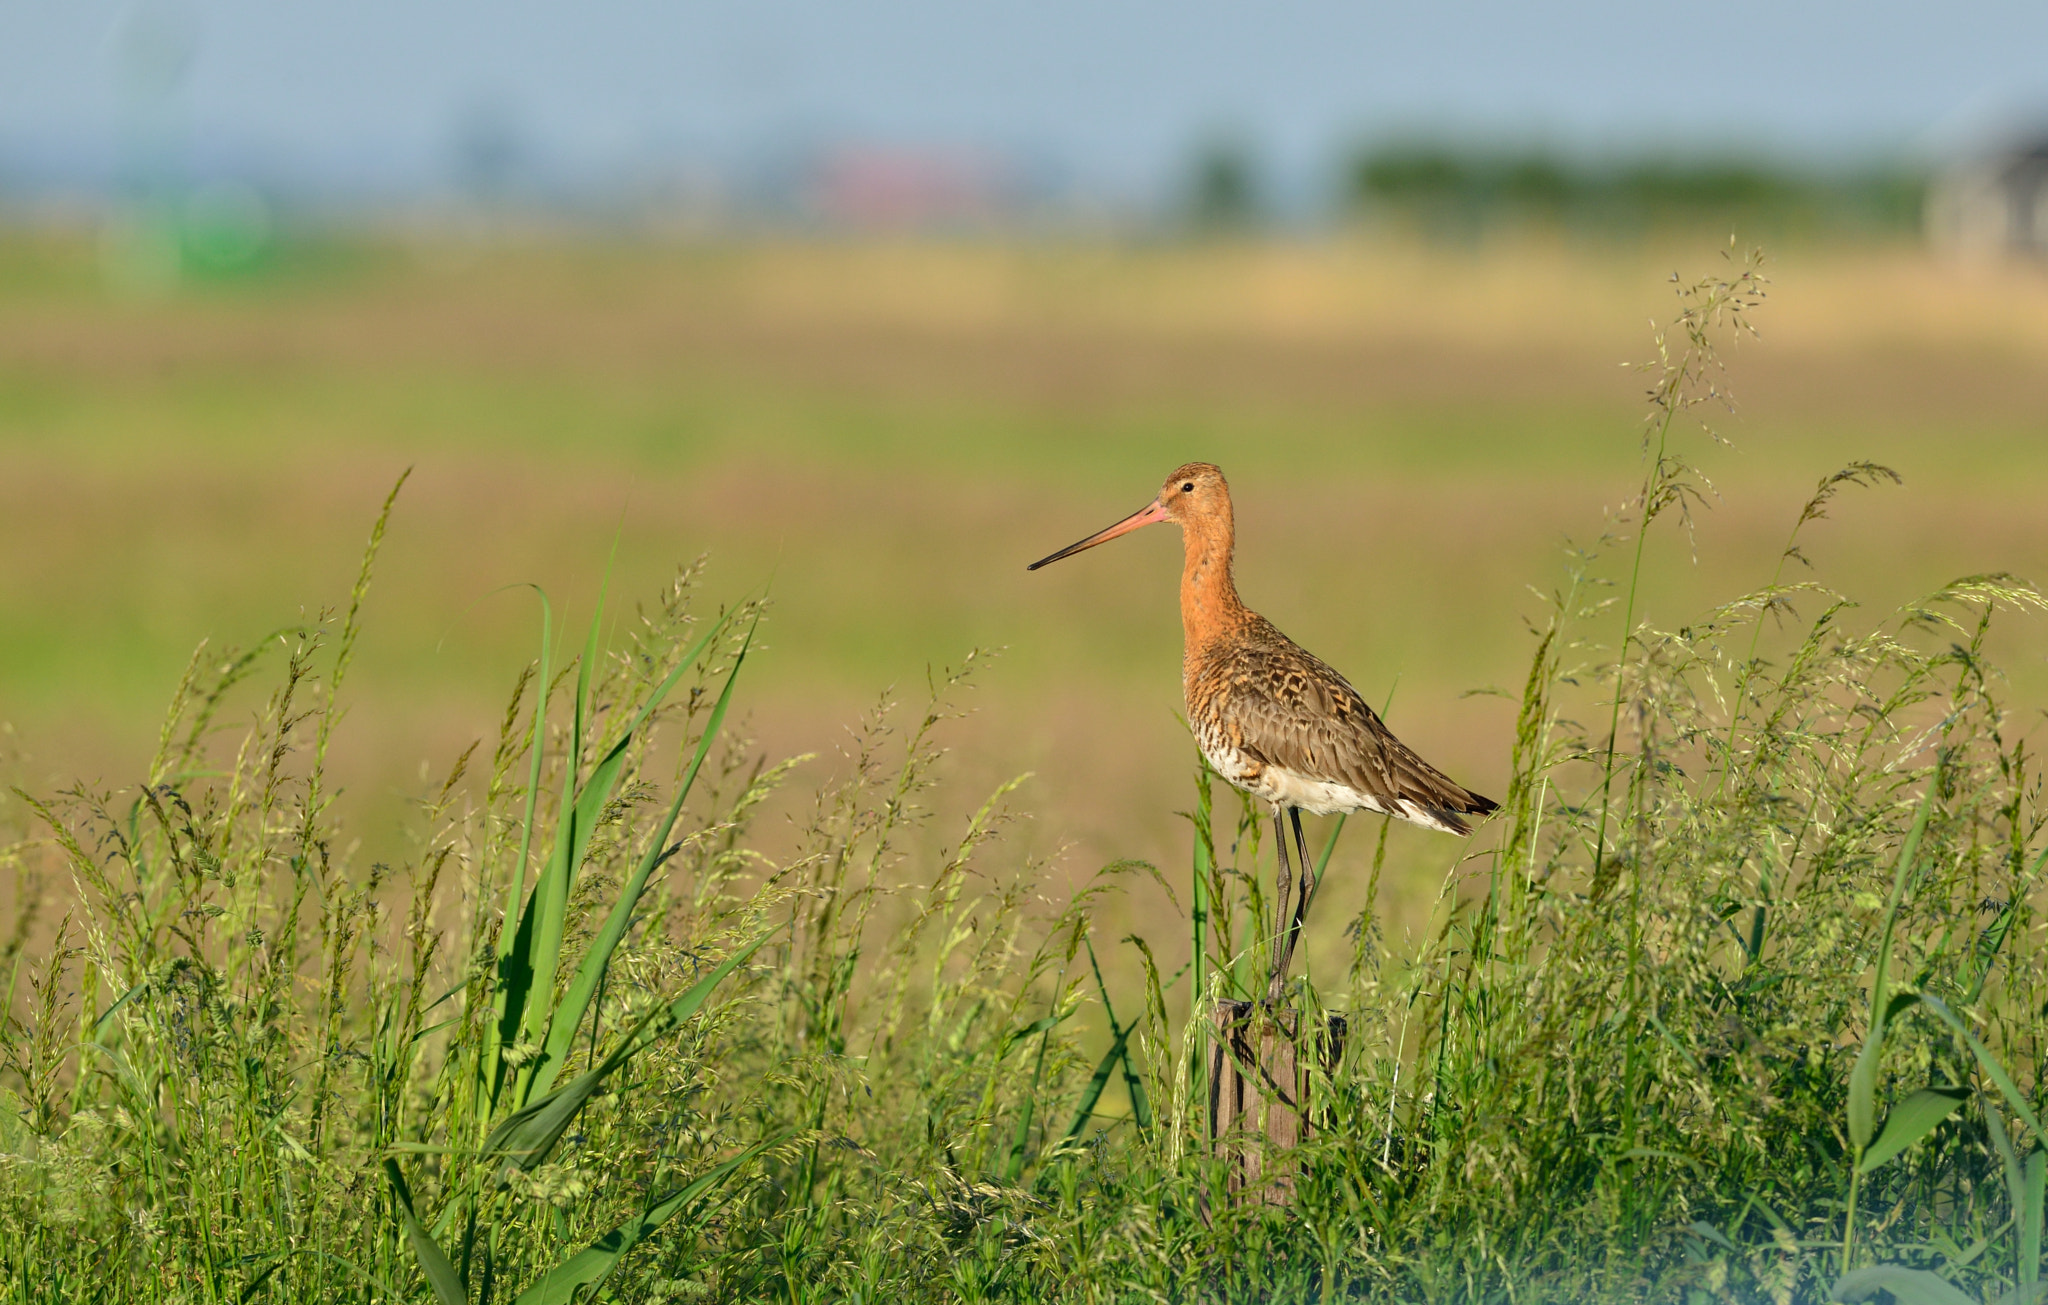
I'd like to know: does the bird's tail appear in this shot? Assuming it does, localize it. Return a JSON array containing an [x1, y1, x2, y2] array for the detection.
[[1397, 788, 1498, 837]]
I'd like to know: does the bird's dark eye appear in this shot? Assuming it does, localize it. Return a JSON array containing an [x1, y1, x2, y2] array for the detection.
[[1181, 481, 1195, 492]]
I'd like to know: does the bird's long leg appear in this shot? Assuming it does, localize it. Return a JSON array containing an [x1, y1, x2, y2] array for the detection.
[[1271, 807, 1318, 994], [1267, 808, 1294, 1002], [1290, 804, 1317, 931]]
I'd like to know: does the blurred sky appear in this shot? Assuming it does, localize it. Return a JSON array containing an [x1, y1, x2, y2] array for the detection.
[[3, 0, 2046, 199]]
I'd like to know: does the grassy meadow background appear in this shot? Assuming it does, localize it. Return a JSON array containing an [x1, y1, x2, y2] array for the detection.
[[2, 225, 2043, 950], [5, 224, 2048, 1302]]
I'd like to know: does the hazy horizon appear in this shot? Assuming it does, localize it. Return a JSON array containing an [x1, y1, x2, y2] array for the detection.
[[5, 0, 2046, 205]]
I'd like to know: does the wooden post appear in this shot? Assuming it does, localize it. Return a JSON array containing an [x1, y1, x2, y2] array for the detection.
[[1208, 999, 1347, 1204]]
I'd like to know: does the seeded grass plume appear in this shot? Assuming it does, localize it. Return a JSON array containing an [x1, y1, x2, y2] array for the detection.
[[2, 244, 2045, 1303]]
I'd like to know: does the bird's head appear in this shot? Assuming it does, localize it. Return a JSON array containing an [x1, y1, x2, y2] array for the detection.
[[1157, 462, 1228, 526], [1026, 462, 1230, 571]]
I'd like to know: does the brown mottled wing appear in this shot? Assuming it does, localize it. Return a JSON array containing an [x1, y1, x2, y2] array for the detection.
[[1208, 617, 1497, 833]]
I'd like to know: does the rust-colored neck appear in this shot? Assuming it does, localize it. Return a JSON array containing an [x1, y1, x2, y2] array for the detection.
[[1178, 500, 1248, 662]]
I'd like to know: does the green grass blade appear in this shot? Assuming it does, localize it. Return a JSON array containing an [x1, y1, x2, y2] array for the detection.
[[384, 1158, 468, 1305], [1122, 1036, 1155, 1130], [999, 1011, 1066, 1057], [87, 980, 148, 1042], [481, 1049, 631, 1173], [1315, 813, 1346, 879], [236, 1259, 281, 1303], [513, 607, 740, 1104], [309, 467, 409, 808], [1122, 1042, 1153, 1133], [1002, 1030, 1050, 1181], [489, 588, 555, 1110], [1060, 1027, 1133, 1148], [1859, 1086, 1970, 1174], [1919, 995, 2048, 1141], [1848, 1037, 1884, 1156], [1852, 785, 1939, 1154], [530, 619, 754, 1099], [508, 590, 610, 1105], [1080, 932, 1152, 1132], [1002, 989, 1078, 1181], [1190, 792, 1210, 1015], [1990, 1108, 2030, 1241], [501, 588, 556, 962], [571, 536, 619, 804], [1830, 1265, 1976, 1305], [2023, 1148, 2045, 1289], [509, 1136, 777, 1305], [1962, 848, 2036, 1005], [653, 928, 769, 1029], [486, 932, 768, 1171]]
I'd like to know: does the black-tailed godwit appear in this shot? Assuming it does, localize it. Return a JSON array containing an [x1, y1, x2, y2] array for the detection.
[[1028, 461, 1496, 996]]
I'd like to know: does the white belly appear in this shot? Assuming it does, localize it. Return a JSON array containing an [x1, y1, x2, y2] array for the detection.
[[1255, 765, 1392, 817], [1196, 729, 1386, 818], [1197, 730, 1457, 831]]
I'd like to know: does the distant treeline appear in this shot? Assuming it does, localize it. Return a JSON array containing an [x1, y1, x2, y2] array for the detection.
[[1340, 144, 1926, 234], [1185, 139, 1927, 234]]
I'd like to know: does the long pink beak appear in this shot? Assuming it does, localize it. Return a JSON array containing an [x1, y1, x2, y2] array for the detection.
[[1027, 499, 1170, 571]]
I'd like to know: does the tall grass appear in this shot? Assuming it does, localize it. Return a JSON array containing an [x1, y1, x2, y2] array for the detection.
[[3, 244, 2045, 1303]]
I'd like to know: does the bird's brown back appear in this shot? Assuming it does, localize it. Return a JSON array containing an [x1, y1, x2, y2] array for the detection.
[[1186, 613, 1496, 831]]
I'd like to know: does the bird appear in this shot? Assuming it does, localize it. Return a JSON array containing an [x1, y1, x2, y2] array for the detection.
[[1028, 461, 1496, 999]]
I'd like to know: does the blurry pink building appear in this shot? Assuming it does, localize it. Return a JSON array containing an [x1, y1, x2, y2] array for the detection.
[[808, 147, 1015, 229]]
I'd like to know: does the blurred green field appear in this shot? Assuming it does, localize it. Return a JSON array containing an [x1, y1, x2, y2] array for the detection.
[[2, 227, 2045, 934]]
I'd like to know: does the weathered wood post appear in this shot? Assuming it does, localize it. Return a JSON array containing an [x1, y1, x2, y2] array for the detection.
[[1208, 999, 1347, 1204]]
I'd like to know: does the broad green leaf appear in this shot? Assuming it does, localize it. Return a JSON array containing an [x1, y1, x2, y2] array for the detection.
[[1859, 1085, 1969, 1173], [384, 1159, 467, 1305], [532, 621, 755, 1100], [484, 934, 767, 1171], [510, 1138, 776, 1305], [1830, 1265, 1975, 1305]]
